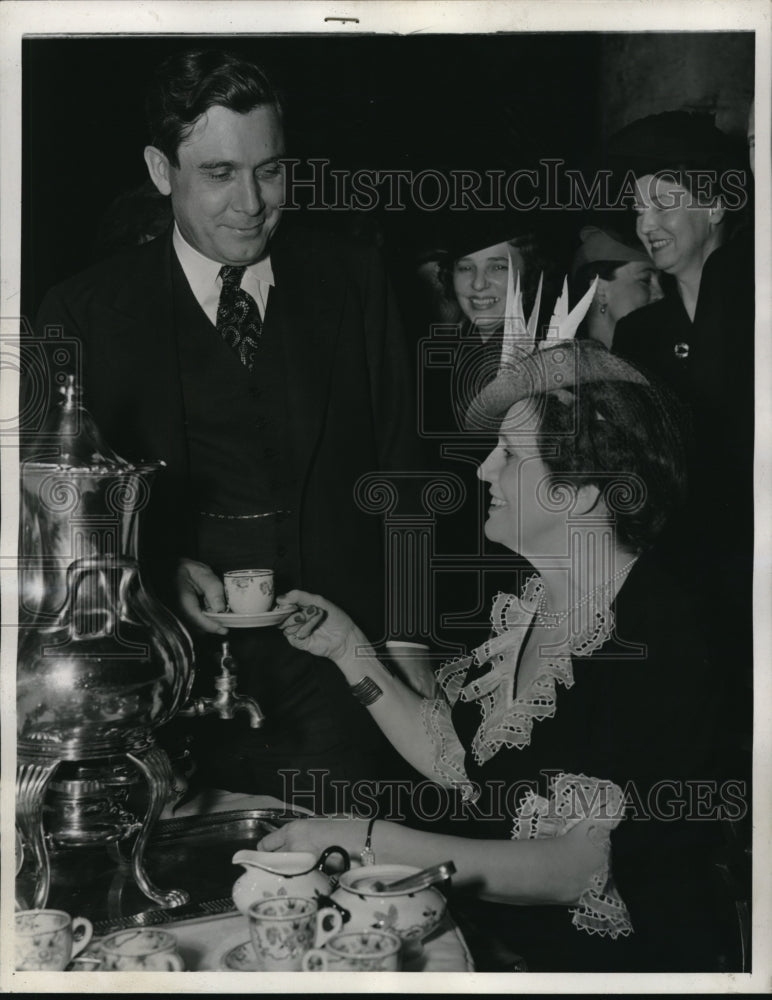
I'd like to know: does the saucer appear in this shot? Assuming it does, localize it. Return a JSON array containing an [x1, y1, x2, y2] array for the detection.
[[220, 938, 422, 973], [203, 607, 296, 629], [221, 940, 260, 971]]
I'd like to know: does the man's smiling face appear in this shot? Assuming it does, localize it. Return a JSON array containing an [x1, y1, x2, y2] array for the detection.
[[148, 103, 285, 265]]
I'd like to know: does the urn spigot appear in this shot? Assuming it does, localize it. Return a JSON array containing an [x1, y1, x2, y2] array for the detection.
[[179, 641, 265, 728]]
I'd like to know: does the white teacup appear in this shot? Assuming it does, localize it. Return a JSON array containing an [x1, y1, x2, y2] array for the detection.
[[303, 929, 402, 971], [248, 895, 343, 971], [99, 929, 184, 971], [224, 568, 274, 615], [15, 908, 93, 970]]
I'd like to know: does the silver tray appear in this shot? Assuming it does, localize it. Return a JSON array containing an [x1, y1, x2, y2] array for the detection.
[[16, 808, 303, 936]]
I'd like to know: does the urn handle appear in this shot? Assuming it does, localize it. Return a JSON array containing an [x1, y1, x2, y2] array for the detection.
[[59, 556, 138, 639]]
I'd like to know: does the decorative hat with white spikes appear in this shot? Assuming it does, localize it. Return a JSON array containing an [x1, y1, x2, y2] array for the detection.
[[464, 253, 649, 432]]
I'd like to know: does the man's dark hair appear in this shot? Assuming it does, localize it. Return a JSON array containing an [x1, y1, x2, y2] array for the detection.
[[536, 378, 689, 553], [146, 49, 282, 166]]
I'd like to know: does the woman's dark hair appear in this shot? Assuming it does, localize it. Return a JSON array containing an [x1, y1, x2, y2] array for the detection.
[[535, 378, 689, 552], [571, 259, 628, 340], [146, 49, 282, 166], [573, 259, 626, 297]]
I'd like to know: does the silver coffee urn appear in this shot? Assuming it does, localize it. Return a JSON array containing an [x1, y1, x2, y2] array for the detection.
[[17, 376, 262, 910]]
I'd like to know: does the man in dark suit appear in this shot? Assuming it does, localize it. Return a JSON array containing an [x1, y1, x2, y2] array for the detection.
[[32, 49, 421, 812]]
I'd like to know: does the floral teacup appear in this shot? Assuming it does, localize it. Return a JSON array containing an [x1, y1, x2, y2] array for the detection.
[[224, 568, 274, 614], [248, 895, 343, 971], [98, 929, 184, 971], [15, 909, 93, 971], [302, 929, 402, 971]]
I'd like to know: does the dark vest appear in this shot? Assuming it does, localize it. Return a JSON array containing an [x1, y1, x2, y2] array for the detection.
[[170, 255, 299, 587]]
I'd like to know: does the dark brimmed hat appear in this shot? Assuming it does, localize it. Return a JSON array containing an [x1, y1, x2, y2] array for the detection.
[[464, 340, 650, 432], [430, 210, 538, 266], [571, 226, 650, 279], [608, 110, 741, 179]]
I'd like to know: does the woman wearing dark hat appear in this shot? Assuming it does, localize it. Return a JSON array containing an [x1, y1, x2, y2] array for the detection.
[[418, 215, 560, 655], [257, 335, 739, 973], [572, 225, 663, 349], [436, 214, 557, 343], [609, 110, 754, 753], [608, 109, 752, 380]]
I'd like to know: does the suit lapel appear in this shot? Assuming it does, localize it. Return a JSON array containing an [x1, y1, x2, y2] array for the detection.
[[101, 230, 190, 479], [100, 224, 342, 496]]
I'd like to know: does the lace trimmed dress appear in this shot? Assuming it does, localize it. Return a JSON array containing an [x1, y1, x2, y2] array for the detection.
[[422, 551, 738, 972]]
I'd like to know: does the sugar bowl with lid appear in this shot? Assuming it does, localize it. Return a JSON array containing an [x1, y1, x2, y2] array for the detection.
[[329, 864, 447, 942]]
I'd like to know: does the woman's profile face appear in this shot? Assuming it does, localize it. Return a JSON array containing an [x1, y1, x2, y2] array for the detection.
[[477, 399, 567, 559], [452, 242, 525, 330], [605, 260, 663, 322]]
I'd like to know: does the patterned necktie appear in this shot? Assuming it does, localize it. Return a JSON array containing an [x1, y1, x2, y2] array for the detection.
[[216, 265, 262, 372]]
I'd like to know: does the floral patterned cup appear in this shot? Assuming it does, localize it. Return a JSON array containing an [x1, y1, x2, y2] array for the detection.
[[98, 929, 184, 971], [302, 929, 402, 971], [247, 895, 343, 971], [224, 569, 274, 614], [331, 864, 447, 942], [15, 909, 93, 970]]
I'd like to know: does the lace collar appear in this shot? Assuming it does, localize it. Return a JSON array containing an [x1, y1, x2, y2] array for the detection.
[[435, 573, 620, 766]]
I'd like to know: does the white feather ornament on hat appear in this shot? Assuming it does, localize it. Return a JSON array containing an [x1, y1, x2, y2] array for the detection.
[[464, 267, 646, 432], [542, 276, 599, 345]]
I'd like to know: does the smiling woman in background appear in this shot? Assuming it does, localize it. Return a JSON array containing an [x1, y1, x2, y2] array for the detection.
[[610, 110, 752, 403], [609, 110, 754, 751], [436, 215, 558, 347], [449, 238, 527, 336]]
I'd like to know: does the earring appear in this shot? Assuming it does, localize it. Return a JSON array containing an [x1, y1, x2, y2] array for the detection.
[[599, 303, 607, 314]]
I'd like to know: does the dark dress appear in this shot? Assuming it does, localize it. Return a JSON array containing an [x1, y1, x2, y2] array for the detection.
[[424, 552, 740, 971], [612, 233, 754, 716]]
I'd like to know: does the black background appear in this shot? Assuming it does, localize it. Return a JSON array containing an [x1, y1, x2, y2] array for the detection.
[[22, 33, 604, 318]]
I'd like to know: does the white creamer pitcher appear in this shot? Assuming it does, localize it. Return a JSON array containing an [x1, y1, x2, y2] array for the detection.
[[232, 846, 350, 914]]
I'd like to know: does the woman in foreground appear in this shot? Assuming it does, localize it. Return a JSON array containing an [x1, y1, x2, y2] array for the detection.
[[259, 338, 738, 972]]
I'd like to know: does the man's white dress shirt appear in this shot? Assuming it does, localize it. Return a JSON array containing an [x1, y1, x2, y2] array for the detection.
[[172, 223, 274, 324]]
